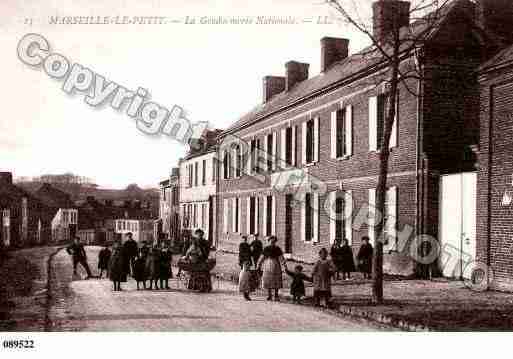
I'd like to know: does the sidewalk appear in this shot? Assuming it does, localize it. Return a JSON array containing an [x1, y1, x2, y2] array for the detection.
[[211, 250, 513, 331]]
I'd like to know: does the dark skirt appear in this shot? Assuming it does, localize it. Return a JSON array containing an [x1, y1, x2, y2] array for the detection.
[[109, 253, 127, 282], [133, 258, 147, 282]]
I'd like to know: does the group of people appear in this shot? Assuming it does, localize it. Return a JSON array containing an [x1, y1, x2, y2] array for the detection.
[[238, 235, 374, 307]]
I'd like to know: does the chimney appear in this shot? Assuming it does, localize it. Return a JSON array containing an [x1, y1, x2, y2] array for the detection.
[[263, 76, 286, 103], [372, 0, 411, 44], [0, 172, 13, 186], [285, 61, 309, 91], [478, 0, 513, 45], [171, 167, 179, 177], [321, 37, 349, 72]]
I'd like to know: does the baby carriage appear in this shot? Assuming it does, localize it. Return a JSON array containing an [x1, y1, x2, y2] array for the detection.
[[177, 257, 216, 292]]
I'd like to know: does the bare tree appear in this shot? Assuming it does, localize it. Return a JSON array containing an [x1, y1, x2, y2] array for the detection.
[[326, 0, 457, 304]]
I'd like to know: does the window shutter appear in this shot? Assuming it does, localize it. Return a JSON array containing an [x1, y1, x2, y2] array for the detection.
[[254, 197, 259, 235], [301, 198, 306, 242], [301, 122, 307, 165], [223, 199, 228, 233], [330, 111, 337, 159], [292, 126, 297, 166], [263, 135, 269, 172], [345, 190, 353, 244], [272, 132, 277, 171], [313, 192, 320, 243], [387, 186, 398, 250], [271, 195, 276, 235], [389, 95, 398, 148], [262, 196, 268, 236], [280, 128, 286, 169], [231, 198, 236, 233], [369, 96, 378, 151], [329, 191, 336, 244], [246, 197, 251, 234], [368, 188, 376, 245], [314, 116, 319, 162], [238, 198, 242, 234], [346, 105, 353, 156]]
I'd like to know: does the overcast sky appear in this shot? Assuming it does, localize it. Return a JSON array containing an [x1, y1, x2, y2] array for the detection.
[[0, 0, 374, 189]]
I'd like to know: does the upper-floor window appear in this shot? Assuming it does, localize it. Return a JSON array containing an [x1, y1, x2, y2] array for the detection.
[[194, 162, 199, 187], [281, 126, 297, 167], [369, 92, 398, 152], [223, 150, 231, 180], [302, 117, 319, 165], [331, 105, 353, 159], [250, 138, 262, 174], [246, 196, 259, 235], [202, 159, 206, 186]]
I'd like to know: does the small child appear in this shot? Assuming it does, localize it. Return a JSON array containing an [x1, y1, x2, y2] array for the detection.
[[238, 260, 252, 301], [312, 248, 337, 307], [97, 245, 111, 279], [285, 264, 312, 304], [133, 255, 147, 290]]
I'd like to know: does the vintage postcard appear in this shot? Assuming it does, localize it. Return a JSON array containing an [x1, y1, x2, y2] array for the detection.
[[1, 0, 513, 354]]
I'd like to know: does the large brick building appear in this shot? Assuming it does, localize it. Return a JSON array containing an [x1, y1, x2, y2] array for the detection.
[[215, 0, 510, 276], [477, 42, 513, 291]]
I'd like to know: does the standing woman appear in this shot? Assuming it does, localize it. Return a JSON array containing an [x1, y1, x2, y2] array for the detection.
[[109, 241, 127, 291], [257, 236, 286, 301]]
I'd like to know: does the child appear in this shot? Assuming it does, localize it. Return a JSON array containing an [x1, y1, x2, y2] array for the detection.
[[312, 248, 336, 307], [108, 242, 126, 291], [133, 255, 147, 290], [97, 245, 111, 279], [238, 260, 252, 301], [285, 264, 312, 304], [159, 244, 173, 290]]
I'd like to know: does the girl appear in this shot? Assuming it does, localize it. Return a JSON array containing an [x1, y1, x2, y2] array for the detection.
[[312, 248, 336, 307], [285, 264, 312, 304], [238, 260, 252, 301], [108, 242, 127, 291], [133, 254, 147, 290]]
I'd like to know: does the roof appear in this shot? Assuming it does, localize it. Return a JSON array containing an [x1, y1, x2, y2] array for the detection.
[[480, 44, 513, 73], [221, 0, 480, 136], [34, 183, 75, 209]]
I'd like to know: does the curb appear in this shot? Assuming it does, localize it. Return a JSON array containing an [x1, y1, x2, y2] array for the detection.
[[336, 305, 432, 332], [44, 246, 64, 332]]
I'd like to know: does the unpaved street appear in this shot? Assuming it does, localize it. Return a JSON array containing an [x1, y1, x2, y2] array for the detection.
[[46, 247, 391, 331]]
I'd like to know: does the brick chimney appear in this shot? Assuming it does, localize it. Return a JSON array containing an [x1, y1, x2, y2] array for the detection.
[[372, 0, 410, 44], [478, 0, 513, 45], [263, 76, 286, 103], [321, 37, 349, 72], [285, 61, 309, 91], [0, 172, 13, 186]]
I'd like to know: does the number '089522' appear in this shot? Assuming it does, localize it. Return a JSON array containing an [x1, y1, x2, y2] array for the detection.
[[2, 340, 35, 349]]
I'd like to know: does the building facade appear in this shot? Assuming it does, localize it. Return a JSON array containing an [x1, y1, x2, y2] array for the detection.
[[114, 218, 154, 244], [179, 144, 218, 245], [215, 0, 507, 276], [158, 167, 180, 242], [477, 43, 513, 291]]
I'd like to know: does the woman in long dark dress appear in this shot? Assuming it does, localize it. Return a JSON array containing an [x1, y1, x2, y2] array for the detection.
[[109, 242, 127, 291], [330, 239, 344, 280], [257, 236, 286, 301], [159, 243, 173, 290], [357, 236, 373, 279], [145, 245, 161, 289], [340, 239, 356, 280]]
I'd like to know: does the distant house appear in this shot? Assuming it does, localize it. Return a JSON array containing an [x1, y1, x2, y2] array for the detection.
[[34, 183, 77, 243], [114, 216, 154, 244], [158, 167, 180, 242], [0, 172, 51, 247]]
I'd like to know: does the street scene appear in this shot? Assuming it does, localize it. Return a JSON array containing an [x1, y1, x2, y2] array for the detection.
[[3, 0, 513, 337]]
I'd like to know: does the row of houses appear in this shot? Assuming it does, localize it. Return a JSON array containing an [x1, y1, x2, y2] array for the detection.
[[0, 173, 156, 248], [159, 0, 512, 291]]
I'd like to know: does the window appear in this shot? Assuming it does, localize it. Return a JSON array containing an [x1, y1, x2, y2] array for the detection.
[[201, 203, 207, 230], [281, 126, 297, 167], [246, 197, 259, 235], [302, 117, 319, 165], [368, 187, 397, 249], [369, 92, 398, 152], [301, 192, 319, 242], [328, 191, 353, 244], [235, 144, 242, 178], [331, 105, 353, 158], [223, 198, 229, 233], [250, 138, 262, 173], [232, 198, 240, 233], [194, 162, 199, 187], [265, 133, 275, 172], [193, 204, 198, 228], [188, 164, 193, 187], [223, 150, 230, 180], [202, 159, 206, 186], [263, 195, 275, 236], [212, 157, 217, 183]]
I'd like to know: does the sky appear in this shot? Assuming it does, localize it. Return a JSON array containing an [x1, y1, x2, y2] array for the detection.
[[0, 0, 374, 189]]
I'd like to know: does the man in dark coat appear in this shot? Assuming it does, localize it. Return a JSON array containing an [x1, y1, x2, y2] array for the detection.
[[357, 236, 373, 279], [66, 236, 93, 279], [250, 233, 263, 268], [238, 235, 252, 269], [122, 232, 138, 277]]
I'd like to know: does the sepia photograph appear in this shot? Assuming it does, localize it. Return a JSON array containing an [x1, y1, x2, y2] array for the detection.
[[1, 0, 513, 355]]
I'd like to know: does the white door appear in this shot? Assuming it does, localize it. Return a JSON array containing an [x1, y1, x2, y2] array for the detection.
[[439, 172, 477, 279]]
